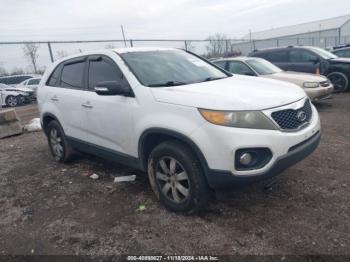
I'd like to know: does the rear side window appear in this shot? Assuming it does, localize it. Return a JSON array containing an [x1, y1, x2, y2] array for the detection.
[[60, 62, 85, 89], [266, 50, 288, 62], [47, 66, 62, 86], [88, 58, 124, 89], [213, 61, 226, 69], [228, 61, 254, 75]]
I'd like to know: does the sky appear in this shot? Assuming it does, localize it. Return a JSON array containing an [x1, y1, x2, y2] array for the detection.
[[1, 0, 350, 72]]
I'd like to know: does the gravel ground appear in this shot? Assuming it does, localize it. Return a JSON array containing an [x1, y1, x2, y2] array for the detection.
[[0, 94, 349, 258]]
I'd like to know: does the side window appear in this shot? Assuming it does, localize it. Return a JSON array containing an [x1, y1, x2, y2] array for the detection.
[[228, 61, 255, 75], [266, 50, 288, 62], [28, 79, 40, 85], [213, 61, 226, 69], [47, 66, 62, 87], [289, 49, 317, 63], [60, 62, 85, 89], [88, 58, 123, 89]]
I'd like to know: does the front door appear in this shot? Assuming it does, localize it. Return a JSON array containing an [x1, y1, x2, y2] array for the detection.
[[82, 55, 137, 155], [288, 49, 320, 74]]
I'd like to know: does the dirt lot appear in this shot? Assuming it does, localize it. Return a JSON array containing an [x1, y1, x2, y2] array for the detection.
[[0, 94, 349, 257]]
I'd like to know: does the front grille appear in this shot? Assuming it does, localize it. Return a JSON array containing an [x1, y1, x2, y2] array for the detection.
[[271, 99, 312, 130], [320, 80, 330, 87]]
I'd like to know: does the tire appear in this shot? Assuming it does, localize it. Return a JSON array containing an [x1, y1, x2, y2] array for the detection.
[[327, 72, 349, 92], [46, 120, 74, 163], [5, 95, 18, 107], [147, 141, 209, 213], [17, 95, 25, 105]]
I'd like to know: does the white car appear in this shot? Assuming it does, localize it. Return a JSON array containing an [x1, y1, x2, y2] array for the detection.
[[17, 77, 41, 92], [0, 83, 30, 107], [37, 48, 321, 212]]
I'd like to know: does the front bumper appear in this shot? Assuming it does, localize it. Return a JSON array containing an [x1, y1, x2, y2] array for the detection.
[[305, 85, 334, 102], [189, 100, 321, 189], [205, 131, 320, 189]]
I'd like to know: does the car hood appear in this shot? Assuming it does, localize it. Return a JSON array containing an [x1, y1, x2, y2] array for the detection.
[[261, 71, 327, 86], [150, 75, 306, 111], [328, 57, 350, 64], [7, 87, 33, 93]]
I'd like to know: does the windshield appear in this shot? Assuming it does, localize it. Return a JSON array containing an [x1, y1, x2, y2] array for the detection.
[[309, 47, 338, 59], [246, 58, 282, 75], [120, 50, 229, 87]]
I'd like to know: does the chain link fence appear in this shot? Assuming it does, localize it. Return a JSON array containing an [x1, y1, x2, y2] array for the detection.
[[0, 36, 349, 76]]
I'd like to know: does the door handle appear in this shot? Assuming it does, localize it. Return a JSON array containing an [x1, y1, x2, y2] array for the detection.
[[81, 102, 93, 109], [51, 96, 59, 101]]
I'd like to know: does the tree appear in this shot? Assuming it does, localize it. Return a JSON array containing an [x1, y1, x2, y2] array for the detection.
[[183, 41, 195, 52], [0, 62, 7, 76], [11, 67, 25, 75], [23, 43, 40, 74], [56, 50, 68, 59], [205, 33, 230, 58], [105, 43, 115, 49]]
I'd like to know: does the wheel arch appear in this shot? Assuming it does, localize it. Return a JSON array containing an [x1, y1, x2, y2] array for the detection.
[[138, 128, 210, 174], [42, 113, 62, 135]]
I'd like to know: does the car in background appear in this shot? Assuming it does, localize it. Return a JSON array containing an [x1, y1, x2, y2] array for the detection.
[[249, 46, 350, 92], [17, 77, 41, 92], [212, 57, 334, 102], [0, 83, 31, 107], [332, 47, 350, 58], [0, 74, 41, 86]]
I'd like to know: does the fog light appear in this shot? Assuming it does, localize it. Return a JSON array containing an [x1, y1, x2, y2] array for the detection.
[[239, 152, 253, 166]]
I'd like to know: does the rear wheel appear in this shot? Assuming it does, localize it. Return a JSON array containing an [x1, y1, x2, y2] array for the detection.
[[147, 141, 209, 213], [46, 121, 74, 163], [327, 72, 349, 92], [5, 95, 18, 107]]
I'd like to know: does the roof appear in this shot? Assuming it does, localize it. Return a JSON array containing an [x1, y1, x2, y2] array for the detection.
[[114, 47, 177, 54], [212, 56, 262, 62], [243, 15, 350, 40]]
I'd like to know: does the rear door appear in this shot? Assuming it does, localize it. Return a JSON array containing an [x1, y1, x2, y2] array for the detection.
[[46, 57, 90, 140], [288, 49, 320, 73], [255, 50, 291, 71], [82, 55, 137, 155]]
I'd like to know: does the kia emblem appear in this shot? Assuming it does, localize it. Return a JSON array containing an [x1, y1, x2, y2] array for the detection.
[[297, 111, 307, 122]]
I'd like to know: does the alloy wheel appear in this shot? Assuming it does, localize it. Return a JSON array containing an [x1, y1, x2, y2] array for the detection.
[[7, 96, 18, 107], [155, 156, 190, 203], [50, 128, 63, 160]]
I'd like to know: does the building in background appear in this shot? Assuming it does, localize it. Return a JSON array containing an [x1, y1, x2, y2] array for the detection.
[[232, 15, 350, 55]]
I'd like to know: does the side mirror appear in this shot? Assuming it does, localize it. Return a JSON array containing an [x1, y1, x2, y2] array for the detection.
[[311, 57, 320, 64], [94, 81, 132, 96]]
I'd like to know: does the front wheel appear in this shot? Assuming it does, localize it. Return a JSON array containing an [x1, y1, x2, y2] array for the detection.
[[5, 95, 18, 107], [147, 141, 209, 213], [327, 72, 349, 92]]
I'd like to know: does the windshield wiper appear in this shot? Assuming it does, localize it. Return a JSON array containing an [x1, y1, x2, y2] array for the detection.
[[200, 77, 227, 83], [148, 81, 187, 87]]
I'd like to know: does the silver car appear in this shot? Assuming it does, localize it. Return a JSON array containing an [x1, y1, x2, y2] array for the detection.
[[213, 57, 334, 102]]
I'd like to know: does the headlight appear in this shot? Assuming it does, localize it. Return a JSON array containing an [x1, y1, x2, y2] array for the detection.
[[303, 82, 320, 88], [198, 109, 278, 130]]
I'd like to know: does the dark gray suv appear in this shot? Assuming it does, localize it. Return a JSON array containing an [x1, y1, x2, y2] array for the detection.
[[249, 46, 350, 92]]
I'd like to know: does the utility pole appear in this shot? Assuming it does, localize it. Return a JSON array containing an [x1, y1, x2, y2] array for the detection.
[[249, 29, 253, 51], [121, 25, 127, 47]]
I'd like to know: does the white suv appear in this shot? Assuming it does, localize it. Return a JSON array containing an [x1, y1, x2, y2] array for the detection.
[[37, 48, 321, 212]]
